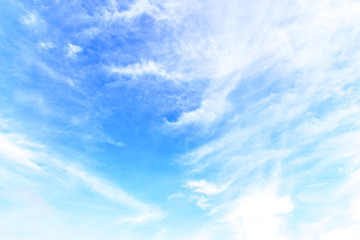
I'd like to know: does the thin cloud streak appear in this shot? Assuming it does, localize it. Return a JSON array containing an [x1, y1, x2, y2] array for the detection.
[[110, 61, 183, 81], [0, 131, 164, 223]]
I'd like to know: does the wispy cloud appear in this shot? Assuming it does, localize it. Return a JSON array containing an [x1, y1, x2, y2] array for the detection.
[[318, 225, 360, 240], [36, 61, 75, 87], [98, 0, 186, 24], [160, 0, 360, 126], [103, 0, 160, 22], [109, 61, 183, 81], [20, 11, 47, 33], [0, 130, 164, 224], [0, 133, 42, 171], [186, 179, 229, 196], [169, 1, 360, 239]]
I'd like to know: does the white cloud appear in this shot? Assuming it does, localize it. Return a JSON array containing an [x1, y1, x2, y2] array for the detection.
[[171, 91, 231, 126], [164, 0, 360, 126], [0, 131, 164, 224], [224, 187, 293, 240], [52, 159, 153, 213], [318, 224, 360, 240], [102, 138, 124, 147], [191, 195, 211, 210], [115, 0, 159, 21], [342, 169, 360, 194], [38, 41, 55, 50], [294, 106, 360, 140], [0, 134, 42, 171], [21, 13, 38, 26], [179, 127, 258, 174], [350, 194, 360, 221], [167, 192, 184, 200], [174, 1, 360, 235], [100, 0, 191, 23], [181, 178, 232, 211], [100, 0, 160, 23], [110, 61, 182, 81], [186, 179, 228, 195], [7, 0, 360, 239], [20, 11, 47, 32], [66, 43, 82, 57]]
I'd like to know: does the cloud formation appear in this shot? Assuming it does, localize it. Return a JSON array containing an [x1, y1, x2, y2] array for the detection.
[[1, 0, 360, 239]]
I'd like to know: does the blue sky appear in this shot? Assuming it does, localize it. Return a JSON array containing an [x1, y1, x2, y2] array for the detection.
[[1, 0, 360, 239]]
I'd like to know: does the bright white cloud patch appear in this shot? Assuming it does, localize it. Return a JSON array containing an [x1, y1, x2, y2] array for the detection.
[[319, 225, 360, 240], [225, 188, 293, 240], [66, 43, 82, 57], [0, 134, 41, 171], [110, 61, 183, 80]]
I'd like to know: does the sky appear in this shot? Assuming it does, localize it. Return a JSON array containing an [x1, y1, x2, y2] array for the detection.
[[1, 0, 360, 239]]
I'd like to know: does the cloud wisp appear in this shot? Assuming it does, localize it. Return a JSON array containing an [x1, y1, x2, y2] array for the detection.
[[0, 130, 165, 226]]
